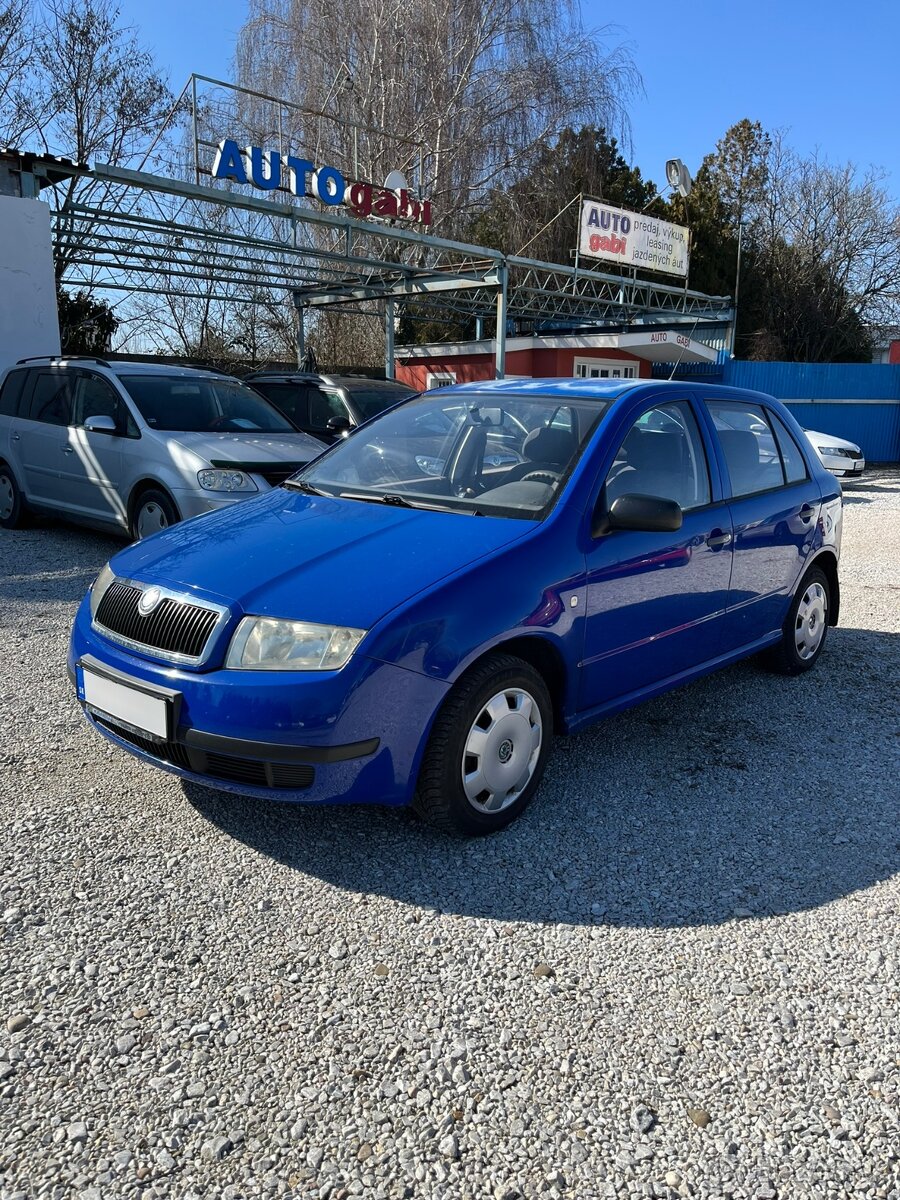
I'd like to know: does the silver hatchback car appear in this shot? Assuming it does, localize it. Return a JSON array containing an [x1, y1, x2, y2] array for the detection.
[[0, 357, 326, 539]]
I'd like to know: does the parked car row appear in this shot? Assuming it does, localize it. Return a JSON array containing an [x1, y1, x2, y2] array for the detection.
[[0, 356, 868, 543], [0, 357, 415, 539]]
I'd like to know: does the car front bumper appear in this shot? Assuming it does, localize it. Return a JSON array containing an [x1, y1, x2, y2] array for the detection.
[[69, 596, 450, 806], [819, 454, 865, 478]]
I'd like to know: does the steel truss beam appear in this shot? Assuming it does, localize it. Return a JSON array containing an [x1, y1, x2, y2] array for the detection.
[[24, 154, 733, 369]]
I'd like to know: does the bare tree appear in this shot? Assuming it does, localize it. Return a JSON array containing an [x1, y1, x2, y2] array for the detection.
[[0, 0, 33, 144], [748, 134, 900, 359], [236, 0, 639, 235], [17, 0, 173, 277]]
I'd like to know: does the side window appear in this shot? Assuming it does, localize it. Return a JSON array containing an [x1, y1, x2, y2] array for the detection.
[[0, 369, 28, 418], [767, 410, 809, 485], [250, 381, 307, 427], [605, 401, 711, 511], [25, 371, 75, 426], [73, 374, 137, 436], [311, 388, 350, 430], [706, 401, 784, 497]]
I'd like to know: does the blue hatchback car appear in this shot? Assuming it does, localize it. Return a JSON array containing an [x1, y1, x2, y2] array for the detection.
[[69, 379, 842, 834]]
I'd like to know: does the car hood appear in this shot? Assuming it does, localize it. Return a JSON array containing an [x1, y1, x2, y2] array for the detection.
[[804, 429, 859, 453], [107, 489, 534, 630], [162, 430, 326, 466]]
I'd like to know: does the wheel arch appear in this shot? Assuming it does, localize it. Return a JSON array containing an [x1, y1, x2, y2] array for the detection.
[[127, 479, 181, 528], [808, 549, 840, 627], [450, 635, 569, 734]]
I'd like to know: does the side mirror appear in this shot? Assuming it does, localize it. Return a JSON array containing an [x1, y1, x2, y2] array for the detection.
[[84, 414, 117, 435], [594, 492, 683, 536], [326, 415, 353, 437]]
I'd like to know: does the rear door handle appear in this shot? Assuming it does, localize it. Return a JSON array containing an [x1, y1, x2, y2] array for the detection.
[[62, 445, 75, 454], [706, 529, 732, 549], [799, 503, 816, 522], [11, 433, 20, 441]]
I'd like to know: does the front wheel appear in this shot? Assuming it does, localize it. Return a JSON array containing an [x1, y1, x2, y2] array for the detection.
[[413, 653, 553, 836], [763, 566, 831, 675], [131, 489, 179, 541]]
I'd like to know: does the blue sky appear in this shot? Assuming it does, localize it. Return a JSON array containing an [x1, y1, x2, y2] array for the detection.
[[120, 0, 900, 197]]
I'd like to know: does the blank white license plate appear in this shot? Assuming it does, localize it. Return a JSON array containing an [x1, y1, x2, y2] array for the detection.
[[82, 668, 169, 739]]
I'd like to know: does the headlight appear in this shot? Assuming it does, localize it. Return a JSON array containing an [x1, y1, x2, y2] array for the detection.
[[197, 469, 258, 493], [89, 563, 115, 619], [816, 446, 836, 457], [225, 617, 366, 671]]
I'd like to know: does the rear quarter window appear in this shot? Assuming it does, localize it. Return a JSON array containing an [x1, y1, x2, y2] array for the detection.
[[0, 369, 28, 418]]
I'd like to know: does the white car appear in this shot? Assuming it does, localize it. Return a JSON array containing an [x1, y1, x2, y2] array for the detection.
[[804, 428, 865, 479]]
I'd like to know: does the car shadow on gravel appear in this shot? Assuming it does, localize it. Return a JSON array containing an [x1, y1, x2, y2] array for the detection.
[[184, 624, 900, 929], [0, 523, 122, 605]]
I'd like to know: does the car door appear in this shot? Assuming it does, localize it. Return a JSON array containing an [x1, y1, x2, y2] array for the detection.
[[14, 369, 77, 508], [579, 396, 734, 711], [702, 398, 823, 651], [61, 371, 134, 526]]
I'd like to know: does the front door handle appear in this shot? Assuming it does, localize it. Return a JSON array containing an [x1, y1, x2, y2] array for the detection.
[[11, 433, 20, 441], [62, 445, 75, 454], [706, 529, 732, 549]]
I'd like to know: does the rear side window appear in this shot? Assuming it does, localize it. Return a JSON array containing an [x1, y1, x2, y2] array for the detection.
[[0, 369, 28, 417], [706, 400, 783, 497], [767, 410, 809, 484], [25, 371, 75, 426]]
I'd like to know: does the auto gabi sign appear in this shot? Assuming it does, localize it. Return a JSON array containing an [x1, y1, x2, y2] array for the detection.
[[211, 138, 433, 227], [578, 199, 689, 278]]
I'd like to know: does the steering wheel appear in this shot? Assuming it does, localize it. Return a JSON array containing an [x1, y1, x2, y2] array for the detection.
[[520, 470, 561, 486]]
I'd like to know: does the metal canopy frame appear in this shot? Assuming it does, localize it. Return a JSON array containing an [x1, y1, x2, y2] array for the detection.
[[14, 150, 733, 377]]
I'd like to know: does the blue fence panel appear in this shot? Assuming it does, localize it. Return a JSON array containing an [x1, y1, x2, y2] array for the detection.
[[779, 402, 900, 463], [722, 360, 900, 401]]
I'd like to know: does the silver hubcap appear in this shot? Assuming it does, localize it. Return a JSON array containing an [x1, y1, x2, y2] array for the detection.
[[0, 474, 13, 521], [795, 581, 827, 660], [462, 687, 542, 813], [136, 502, 168, 539]]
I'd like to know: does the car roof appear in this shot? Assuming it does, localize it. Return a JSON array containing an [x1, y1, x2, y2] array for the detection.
[[439, 378, 782, 407], [13, 356, 239, 381], [321, 375, 412, 388]]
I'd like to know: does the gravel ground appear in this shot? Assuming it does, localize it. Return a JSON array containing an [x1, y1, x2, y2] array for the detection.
[[1, 470, 899, 1200]]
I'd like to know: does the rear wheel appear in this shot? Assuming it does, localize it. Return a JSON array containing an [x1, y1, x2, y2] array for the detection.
[[131, 488, 179, 541], [0, 462, 29, 529], [764, 566, 830, 675], [413, 653, 553, 836]]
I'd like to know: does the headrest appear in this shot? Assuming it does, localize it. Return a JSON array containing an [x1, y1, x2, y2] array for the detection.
[[718, 428, 760, 472], [523, 426, 575, 465]]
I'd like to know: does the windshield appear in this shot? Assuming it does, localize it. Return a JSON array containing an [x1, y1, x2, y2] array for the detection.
[[121, 375, 296, 434], [326, 384, 416, 422], [293, 391, 608, 518]]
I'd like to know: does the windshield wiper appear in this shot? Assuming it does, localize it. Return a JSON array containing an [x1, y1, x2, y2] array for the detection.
[[339, 491, 483, 515], [283, 478, 327, 496]]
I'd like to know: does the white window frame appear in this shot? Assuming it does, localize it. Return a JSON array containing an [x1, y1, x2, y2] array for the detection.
[[426, 371, 457, 388], [573, 356, 638, 380]]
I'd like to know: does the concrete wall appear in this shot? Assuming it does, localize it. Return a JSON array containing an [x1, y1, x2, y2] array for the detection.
[[0, 195, 60, 374]]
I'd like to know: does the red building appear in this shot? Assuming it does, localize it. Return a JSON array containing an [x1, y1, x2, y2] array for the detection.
[[395, 329, 718, 390]]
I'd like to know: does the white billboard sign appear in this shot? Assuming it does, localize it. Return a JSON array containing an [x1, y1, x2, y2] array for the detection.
[[578, 200, 689, 278]]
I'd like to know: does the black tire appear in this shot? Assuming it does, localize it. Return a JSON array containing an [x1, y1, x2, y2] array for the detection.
[[130, 488, 179, 541], [413, 653, 554, 836], [0, 461, 30, 530], [763, 566, 831, 676]]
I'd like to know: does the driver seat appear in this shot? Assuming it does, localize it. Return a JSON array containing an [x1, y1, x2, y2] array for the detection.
[[505, 426, 577, 482]]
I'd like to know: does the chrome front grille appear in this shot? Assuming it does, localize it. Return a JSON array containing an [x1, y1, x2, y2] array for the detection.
[[95, 581, 226, 663]]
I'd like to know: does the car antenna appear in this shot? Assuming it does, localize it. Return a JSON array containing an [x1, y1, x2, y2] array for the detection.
[[667, 318, 701, 381]]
